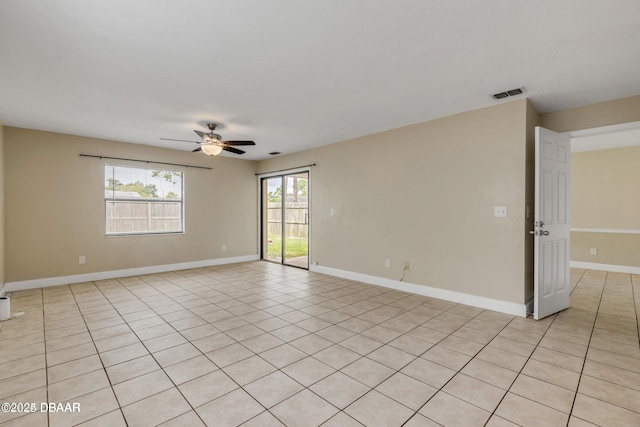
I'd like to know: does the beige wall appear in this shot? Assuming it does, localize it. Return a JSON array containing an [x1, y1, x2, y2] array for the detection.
[[4, 127, 258, 282], [540, 95, 640, 133], [258, 100, 530, 304], [571, 146, 640, 266], [572, 233, 640, 266], [542, 95, 640, 269], [573, 146, 640, 230], [0, 118, 4, 285]]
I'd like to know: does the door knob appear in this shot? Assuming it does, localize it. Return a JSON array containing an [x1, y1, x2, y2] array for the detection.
[[541, 231, 549, 236]]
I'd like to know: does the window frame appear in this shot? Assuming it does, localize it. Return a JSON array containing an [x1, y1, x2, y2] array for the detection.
[[104, 164, 185, 237]]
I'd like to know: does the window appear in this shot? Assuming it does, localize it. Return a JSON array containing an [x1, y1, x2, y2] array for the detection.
[[105, 165, 184, 235]]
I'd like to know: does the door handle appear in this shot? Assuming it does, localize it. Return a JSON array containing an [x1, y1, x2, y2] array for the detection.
[[530, 230, 549, 236]]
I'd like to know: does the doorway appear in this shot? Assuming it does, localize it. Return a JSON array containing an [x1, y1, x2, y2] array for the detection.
[[566, 120, 640, 270], [261, 172, 309, 269], [532, 121, 640, 319]]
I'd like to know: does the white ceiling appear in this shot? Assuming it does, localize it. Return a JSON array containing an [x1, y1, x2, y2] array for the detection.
[[1, 0, 639, 160]]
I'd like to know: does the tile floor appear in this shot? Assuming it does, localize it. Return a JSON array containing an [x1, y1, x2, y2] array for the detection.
[[0, 262, 639, 426]]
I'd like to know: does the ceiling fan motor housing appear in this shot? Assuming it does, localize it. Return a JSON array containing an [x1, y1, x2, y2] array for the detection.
[[204, 133, 222, 144]]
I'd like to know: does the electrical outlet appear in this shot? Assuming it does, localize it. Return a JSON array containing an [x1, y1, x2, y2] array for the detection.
[[221, 244, 226, 252], [385, 259, 391, 268], [404, 262, 410, 270], [79, 256, 86, 265], [590, 248, 597, 255], [494, 206, 508, 217]]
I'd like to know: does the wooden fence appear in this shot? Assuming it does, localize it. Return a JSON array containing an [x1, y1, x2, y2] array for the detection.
[[106, 200, 305, 237], [267, 202, 308, 239], [106, 200, 182, 234]]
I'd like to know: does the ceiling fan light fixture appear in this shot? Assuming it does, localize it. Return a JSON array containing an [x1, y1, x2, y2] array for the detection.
[[160, 123, 255, 156], [201, 143, 223, 156]]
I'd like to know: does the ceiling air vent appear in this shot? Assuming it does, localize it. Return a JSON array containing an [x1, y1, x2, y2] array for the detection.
[[269, 151, 281, 155], [493, 87, 525, 100]]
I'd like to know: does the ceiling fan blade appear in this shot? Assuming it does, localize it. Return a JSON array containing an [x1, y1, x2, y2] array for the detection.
[[223, 140, 256, 146], [193, 130, 208, 139], [223, 146, 245, 155], [160, 137, 201, 144], [192, 147, 202, 152]]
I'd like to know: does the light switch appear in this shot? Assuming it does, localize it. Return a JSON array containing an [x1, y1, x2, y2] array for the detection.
[[330, 208, 334, 216], [494, 206, 508, 218]]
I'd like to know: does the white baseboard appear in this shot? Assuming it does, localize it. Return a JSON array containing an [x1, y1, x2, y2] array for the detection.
[[310, 265, 528, 317], [1, 255, 259, 294], [570, 261, 640, 275]]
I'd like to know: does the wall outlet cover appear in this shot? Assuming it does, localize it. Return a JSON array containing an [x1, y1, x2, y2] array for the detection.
[[494, 206, 508, 217]]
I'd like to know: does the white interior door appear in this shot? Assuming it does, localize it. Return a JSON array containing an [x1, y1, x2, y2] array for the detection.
[[534, 126, 571, 320]]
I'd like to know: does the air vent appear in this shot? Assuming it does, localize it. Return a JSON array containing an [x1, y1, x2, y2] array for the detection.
[[493, 87, 525, 100], [269, 151, 281, 155]]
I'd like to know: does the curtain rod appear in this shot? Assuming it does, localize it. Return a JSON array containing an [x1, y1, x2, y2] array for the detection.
[[79, 154, 213, 170], [255, 163, 316, 176]]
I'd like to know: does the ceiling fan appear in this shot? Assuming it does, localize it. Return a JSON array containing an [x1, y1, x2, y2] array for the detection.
[[161, 123, 256, 156]]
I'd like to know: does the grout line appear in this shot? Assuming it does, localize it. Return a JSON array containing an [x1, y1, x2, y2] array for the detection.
[[631, 277, 640, 348], [565, 271, 608, 427], [569, 269, 587, 296], [42, 288, 50, 427]]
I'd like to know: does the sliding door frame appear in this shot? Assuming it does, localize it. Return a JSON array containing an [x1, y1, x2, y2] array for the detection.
[[257, 167, 312, 269]]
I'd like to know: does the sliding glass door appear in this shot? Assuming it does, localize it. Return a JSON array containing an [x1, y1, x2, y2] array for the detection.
[[263, 177, 283, 264], [261, 172, 309, 269]]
